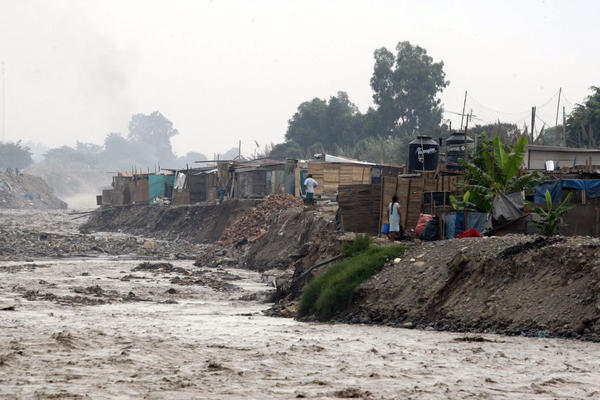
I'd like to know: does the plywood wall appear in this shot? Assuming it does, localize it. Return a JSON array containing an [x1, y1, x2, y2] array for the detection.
[[307, 163, 372, 196]]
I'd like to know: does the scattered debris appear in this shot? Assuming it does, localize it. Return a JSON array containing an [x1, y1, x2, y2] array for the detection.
[[218, 194, 303, 247], [0, 169, 67, 210]]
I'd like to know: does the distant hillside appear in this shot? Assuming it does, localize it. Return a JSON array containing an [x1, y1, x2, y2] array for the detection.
[[0, 169, 67, 209]]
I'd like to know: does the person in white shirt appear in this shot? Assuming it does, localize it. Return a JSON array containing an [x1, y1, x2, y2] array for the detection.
[[303, 174, 318, 204]]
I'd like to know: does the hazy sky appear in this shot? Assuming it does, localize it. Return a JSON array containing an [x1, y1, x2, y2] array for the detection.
[[1, 0, 598, 158]]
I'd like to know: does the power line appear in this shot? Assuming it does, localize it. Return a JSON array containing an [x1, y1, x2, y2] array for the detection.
[[465, 89, 561, 116]]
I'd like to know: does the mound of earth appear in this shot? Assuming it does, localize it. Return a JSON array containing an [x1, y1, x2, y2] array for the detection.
[[81, 199, 261, 243], [241, 207, 338, 272], [0, 170, 67, 209], [338, 235, 600, 341]]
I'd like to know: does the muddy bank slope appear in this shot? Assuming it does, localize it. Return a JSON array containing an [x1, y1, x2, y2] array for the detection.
[[0, 170, 67, 209], [81, 200, 260, 243], [339, 235, 600, 341], [241, 208, 339, 272]]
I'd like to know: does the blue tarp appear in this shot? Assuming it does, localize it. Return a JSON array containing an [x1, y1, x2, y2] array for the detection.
[[534, 179, 600, 204], [149, 174, 175, 203], [445, 212, 491, 238]]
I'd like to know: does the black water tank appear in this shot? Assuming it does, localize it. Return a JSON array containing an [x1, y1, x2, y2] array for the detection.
[[446, 131, 475, 170], [408, 136, 439, 172]]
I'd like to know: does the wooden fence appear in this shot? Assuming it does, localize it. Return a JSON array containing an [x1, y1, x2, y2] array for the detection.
[[338, 184, 382, 234]]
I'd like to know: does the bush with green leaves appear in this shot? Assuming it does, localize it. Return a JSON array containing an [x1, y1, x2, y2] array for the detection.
[[450, 135, 543, 212], [341, 233, 373, 257], [298, 245, 405, 321], [528, 189, 574, 235]]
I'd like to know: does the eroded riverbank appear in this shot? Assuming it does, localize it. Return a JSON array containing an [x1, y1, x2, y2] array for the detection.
[[1, 209, 600, 399]]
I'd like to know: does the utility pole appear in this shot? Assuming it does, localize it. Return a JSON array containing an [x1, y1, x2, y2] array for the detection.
[[238, 140, 241, 159], [464, 109, 471, 163], [459, 90, 467, 131], [531, 106, 536, 143], [1, 61, 5, 143], [555, 88, 561, 144], [562, 106, 567, 146]]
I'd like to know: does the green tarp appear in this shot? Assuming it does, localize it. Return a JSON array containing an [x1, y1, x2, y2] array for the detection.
[[149, 174, 175, 203]]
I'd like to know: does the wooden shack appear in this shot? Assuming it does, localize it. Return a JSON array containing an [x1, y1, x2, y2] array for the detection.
[[337, 170, 464, 235], [378, 171, 464, 233], [306, 162, 373, 196], [298, 155, 405, 198], [337, 184, 382, 234], [188, 169, 220, 203], [231, 160, 295, 199], [132, 174, 149, 204]]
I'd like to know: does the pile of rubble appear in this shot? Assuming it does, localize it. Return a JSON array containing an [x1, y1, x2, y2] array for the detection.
[[218, 194, 304, 247], [0, 169, 67, 209]]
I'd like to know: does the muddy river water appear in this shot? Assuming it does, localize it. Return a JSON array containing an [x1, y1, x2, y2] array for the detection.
[[1, 211, 600, 399]]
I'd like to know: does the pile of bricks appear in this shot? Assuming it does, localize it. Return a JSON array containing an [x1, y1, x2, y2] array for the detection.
[[218, 194, 304, 247]]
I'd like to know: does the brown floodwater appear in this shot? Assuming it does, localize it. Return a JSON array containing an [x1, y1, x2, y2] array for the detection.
[[1, 209, 599, 399], [1, 257, 599, 399]]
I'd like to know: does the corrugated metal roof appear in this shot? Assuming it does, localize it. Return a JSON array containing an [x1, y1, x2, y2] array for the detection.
[[528, 145, 600, 153]]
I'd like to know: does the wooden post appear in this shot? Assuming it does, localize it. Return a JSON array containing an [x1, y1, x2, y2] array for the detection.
[[555, 88, 562, 143], [404, 179, 412, 229], [581, 124, 588, 148], [562, 106, 567, 146], [464, 111, 470, 163], [377, 178, 384, 237], [420, 136, 425, 173], [531, 106, 536, 143], [460, 90, 467, 131]]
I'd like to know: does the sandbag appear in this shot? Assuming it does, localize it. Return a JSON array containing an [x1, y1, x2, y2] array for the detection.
[[419, 217, 440, 241], [415, 213, 433, 237]]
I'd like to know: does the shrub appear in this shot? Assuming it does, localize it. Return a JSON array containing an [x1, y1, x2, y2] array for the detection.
[[341, 233, 372, 257], [298, 245, 405, 320], [528, 189, 574, 235]]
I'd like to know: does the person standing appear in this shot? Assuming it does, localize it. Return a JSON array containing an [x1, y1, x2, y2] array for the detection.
[[303, 174, 318, 205], [388, 195, 401, 241]]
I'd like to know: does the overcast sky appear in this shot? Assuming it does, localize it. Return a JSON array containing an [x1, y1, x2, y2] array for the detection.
[[1, 0, 598, 157]]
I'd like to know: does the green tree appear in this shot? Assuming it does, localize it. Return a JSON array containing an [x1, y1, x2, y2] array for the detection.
[[451, 135, 543, 212], [370, 41, 449, 137], [269, 141, 303, 160], [285, 92, 364, 153], [351, 135, 411, 164], [100, 133, 137, 168], [0, 141, 33, 169], [538, 125, 564, 146], [566, 86, 600, 148], [469, 122, 523, 144], [128, 111, 179, 164], [44, 145, 99, 168]]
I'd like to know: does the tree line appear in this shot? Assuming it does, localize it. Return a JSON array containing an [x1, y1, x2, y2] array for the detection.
[[270, 41, 450, 163]]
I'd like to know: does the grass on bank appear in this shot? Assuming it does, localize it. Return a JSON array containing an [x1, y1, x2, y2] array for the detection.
[[298, 241, 406, 321]]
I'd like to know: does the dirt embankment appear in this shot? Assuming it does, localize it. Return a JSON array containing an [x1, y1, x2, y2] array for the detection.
[[81, 200, 261, 243], [337, 235, 600, 341], [0, 170, 67, 209], [236, 207, 341, 315]]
